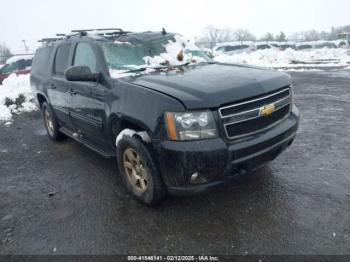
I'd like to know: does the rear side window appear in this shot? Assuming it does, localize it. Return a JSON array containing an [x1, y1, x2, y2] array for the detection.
[[73, 43, 97, 73], [32, 47, 53, 76], [54, 44, 72, 75], [17, 59, 32, 70]]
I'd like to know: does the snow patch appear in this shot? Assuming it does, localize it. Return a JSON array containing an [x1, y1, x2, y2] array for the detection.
[[278, 68, 323, 72], [0, 74, 37, 122], [109, 35, 205, 78], [116, 128, 151, 146], [114, 40, 131, 45], [0, 104, 12, 121], [144, 35, 203, 67], [214, 48, 350, 69]]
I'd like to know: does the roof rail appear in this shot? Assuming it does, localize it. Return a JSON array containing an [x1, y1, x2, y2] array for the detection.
[[71, 28, 123, 33], [38, 37, 63, 43], [38, 28, 132, 46]]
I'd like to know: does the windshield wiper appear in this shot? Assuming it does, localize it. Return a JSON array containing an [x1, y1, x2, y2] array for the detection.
[[126, 67, 148, 73], [126, 66, 167, 73]]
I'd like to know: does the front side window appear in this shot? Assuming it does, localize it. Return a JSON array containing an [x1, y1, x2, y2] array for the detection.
[[54, 43, 71, 75], [73, 43, 97, 73]]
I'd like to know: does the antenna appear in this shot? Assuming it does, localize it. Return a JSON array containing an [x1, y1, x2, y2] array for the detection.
[[22, 40, 29, 53]]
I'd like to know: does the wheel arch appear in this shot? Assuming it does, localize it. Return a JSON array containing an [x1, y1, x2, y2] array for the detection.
[[36, 92, 49, 109], [107, 113, 154, 147]]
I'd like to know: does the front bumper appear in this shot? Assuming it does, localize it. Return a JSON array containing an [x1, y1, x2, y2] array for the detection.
[[156, 105, 300, 195]]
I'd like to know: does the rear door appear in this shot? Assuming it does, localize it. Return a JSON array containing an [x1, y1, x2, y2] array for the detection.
[[68, 41, 107, 146], [49, 43, 74, 129]]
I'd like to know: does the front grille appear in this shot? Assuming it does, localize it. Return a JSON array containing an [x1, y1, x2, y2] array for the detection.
[[219, 87, 292, 140]]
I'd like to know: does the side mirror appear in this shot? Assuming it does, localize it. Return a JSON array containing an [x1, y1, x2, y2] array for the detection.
[[64, 66, 100, 82], [204, 51, 214, 58]]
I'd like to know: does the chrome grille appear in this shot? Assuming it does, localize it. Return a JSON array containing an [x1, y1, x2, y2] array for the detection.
[[219, 87, 292, 139]]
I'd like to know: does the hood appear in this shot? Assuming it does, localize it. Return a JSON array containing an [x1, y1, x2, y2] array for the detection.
[[127, 63, 291, 109]]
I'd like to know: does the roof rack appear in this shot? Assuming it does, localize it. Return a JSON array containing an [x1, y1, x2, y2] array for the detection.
[[38, 37, 63, 43], [71, 28, 131, 36], [38, 28, 132, 46], [71, 28, 123, 33]]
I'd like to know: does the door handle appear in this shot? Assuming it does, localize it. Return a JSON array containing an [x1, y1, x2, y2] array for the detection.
[[69, 89, 76, 95], [49, 83, 56, 89]]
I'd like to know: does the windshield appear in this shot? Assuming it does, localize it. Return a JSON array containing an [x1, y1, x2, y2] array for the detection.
[[101, 34, 212, 74]]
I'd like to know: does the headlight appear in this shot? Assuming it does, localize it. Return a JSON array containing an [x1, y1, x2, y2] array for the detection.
[[165, 111, 218, 140]]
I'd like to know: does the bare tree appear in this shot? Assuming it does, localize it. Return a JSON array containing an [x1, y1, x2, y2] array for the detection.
[[276, 31, 287, 42], [0, 43, 12, 64], [197, 26, 234, 49], [233, 29, 256, 44], [261, 32, 274, 42]]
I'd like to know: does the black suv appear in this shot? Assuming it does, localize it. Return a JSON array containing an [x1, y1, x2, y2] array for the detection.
[[31, 28, 299, 205]]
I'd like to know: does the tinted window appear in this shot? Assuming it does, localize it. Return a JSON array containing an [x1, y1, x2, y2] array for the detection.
[[32, 47, 53, 75], [73, 43, 97, 73], [54, 44, 71, 75], [17, 59, 32, 70], [298, 45, 312, 50], [216, 46, 226, 52], [257, 44, 271, 50], [226, 46, 236, 51], [226, 46, 241, 51]]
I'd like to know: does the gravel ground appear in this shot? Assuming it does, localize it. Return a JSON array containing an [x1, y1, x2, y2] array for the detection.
[[0, 70, 349, 255]]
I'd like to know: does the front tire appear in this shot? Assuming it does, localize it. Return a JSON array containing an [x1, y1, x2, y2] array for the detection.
[[117, 136, 166, 206], [41, 102, 64, 141]]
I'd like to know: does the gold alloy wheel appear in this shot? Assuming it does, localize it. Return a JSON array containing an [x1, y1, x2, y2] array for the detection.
[[44, 108, 54, 136], [123, 148, 149, 193]]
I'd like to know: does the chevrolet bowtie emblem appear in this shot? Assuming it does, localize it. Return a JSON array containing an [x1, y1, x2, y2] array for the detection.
[[260, 104, 276, 117]]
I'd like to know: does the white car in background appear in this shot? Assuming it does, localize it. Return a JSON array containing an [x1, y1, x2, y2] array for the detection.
[[254, 42, 279, 51], [296, 42, 314, 50], [330, 39, 349, 48], [213, 41, 255, 56]]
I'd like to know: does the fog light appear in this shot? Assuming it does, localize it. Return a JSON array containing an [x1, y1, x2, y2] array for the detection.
[[191, 172, 199, 182], [190, 172, 208, 184]]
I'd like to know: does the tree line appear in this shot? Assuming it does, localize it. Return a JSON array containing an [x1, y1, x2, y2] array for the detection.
[[0, 43, 12, 64], [196, 25, 350, 49]]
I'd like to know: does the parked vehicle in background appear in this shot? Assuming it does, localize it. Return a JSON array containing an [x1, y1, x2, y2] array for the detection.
[[331, 39, 349, 48], [213, 41, 255, 56], [279, 43, 296, 50], [268, 42, 281, 49], [311, 40, 337, 49], [314, 42, 337, 49], [31, 28, 299, 205], [0, 55, 33, 84], [254, 43, 278, 50], [296, 43, 313, 50]]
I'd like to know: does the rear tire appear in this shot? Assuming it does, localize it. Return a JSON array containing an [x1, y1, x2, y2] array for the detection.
[[41, 102, 64, 141], [117, 136, 166, 206]]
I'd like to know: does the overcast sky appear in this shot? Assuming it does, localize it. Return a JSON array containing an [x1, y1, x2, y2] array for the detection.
[[1, 0, 349, 53]]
